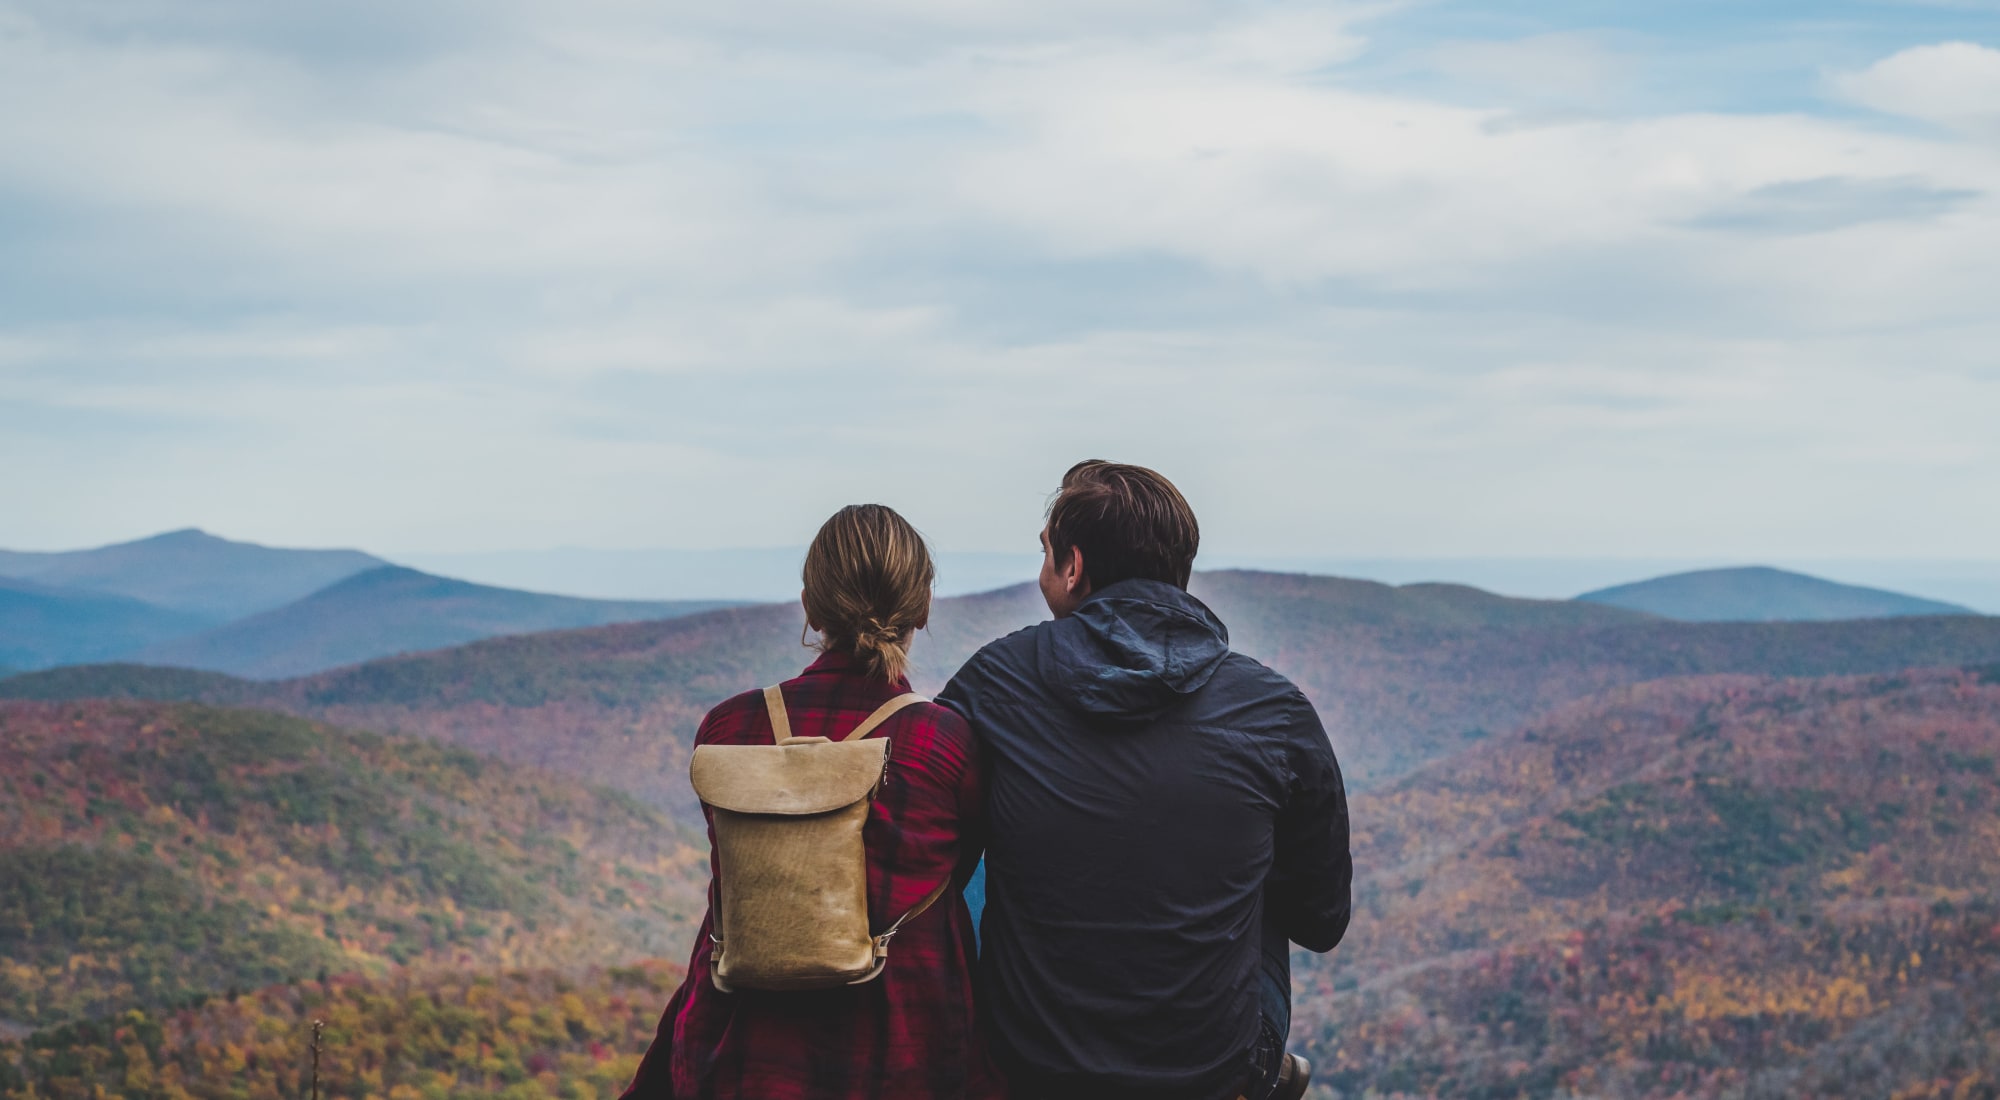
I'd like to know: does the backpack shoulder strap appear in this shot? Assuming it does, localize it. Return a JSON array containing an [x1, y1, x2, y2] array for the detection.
[[839, 692, 929, 742], [764, 686, 928, 744], [870, 874, 953, 955], [762, 684, 793, 742]]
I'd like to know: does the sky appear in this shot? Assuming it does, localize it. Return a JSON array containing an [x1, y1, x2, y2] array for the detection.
[[3, 0, 1998, 563]]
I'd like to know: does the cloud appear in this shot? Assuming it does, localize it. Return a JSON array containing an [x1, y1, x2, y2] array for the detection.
[[945, 43, 2000, 333], [1, 4, 1998, 558], [1427, 33, 1629, 109], [1833, 41, 2000, 139], [1684, 175, 1983, 234]]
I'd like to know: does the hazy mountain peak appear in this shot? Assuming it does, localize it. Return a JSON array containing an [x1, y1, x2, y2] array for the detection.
[[1577, 565, 1977, 622], [136, 526, 212, 542], [133, 565, 739, 680], [0, 529, 388, 620], [316, 564, 445, 592]]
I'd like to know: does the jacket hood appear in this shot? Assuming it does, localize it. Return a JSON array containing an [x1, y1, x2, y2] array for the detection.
[[1039, 578, 1231, 721]]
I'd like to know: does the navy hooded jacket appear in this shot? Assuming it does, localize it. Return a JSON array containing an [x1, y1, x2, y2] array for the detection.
[[938, 579, 1352, 1100]]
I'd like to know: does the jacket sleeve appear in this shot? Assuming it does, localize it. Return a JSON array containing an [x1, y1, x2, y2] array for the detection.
[[1268, 693, 1352, 953], [936, 658, 981, 727], [933, 659, 994, 884]]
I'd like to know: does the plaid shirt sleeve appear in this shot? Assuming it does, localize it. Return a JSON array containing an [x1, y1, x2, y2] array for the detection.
[[865, 690, 987, 925]]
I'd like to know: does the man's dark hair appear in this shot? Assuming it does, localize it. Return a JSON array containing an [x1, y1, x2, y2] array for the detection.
[[1047, 460, 1200, 591]]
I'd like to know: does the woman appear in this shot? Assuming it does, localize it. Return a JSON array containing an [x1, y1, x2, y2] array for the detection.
[[621, 504, 1005, 1100]]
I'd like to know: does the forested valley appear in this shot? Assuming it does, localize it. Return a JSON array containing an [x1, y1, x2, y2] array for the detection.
[[5, 575, 2000, 1098]]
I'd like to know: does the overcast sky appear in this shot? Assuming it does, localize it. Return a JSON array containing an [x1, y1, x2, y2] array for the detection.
[[3, 0, 1997, 560]]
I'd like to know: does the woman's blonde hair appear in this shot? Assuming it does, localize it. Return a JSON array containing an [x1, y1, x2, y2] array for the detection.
[[801, 504, 935, 682]]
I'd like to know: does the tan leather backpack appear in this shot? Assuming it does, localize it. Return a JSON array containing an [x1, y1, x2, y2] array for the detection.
[[689, 685, 950, 993]]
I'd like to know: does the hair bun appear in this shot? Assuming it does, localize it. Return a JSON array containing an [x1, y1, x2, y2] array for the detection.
[[801, 504, 935, 682], [855, 617, 899, 649]]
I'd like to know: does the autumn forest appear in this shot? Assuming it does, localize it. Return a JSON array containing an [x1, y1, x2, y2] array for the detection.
[[4, 574, 2000, 1099]]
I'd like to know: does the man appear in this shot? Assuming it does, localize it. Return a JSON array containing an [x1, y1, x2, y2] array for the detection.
[[939, 461, 1352, 1100]]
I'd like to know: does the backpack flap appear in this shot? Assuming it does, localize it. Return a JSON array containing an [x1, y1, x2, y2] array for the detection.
[[690, 738, 889, 815]]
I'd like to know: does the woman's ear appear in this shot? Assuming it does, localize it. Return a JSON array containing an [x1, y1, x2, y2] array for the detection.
[[800, 588, 819, 633]]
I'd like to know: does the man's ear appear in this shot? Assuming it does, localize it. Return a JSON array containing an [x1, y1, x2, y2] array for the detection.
[[1065, 545, 1090, 594]]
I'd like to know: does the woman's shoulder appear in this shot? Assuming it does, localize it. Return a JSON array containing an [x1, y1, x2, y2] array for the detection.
[[695, 687, 775, 745], [883, 697, 976, 766], [905, 695, 971, 738]]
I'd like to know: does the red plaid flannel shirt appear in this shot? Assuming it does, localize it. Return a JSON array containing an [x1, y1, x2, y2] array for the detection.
[[621, 650, 1007, 1100]]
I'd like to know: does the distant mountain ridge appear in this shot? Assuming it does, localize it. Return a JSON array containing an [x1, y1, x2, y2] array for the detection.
[[0, 531, 745, 678], [0, 528, 386, 620], [132, 565, 741, 679], [17, 569, 2000, 815], [1578, 565, 1977, 622], [0, 575, 214, 670]]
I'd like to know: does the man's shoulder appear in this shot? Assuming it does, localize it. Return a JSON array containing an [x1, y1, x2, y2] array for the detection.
[[1202, 651, 1325, 745], [1211, 650, 1310, 706], [955, 619, 1049, 679], [939, 620, 1055, 726]]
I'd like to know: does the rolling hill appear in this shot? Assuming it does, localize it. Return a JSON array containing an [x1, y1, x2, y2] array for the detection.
[[921, 571, 2000, 792], [1578, 565, 1977, 622], [1200, 572, 2000, 787], [10, 665, 2000, 1099], [0, 572, 1652, 809], [0, 529, 386, 621], [0, 577, 213, 670], [130, 566, 741, 679], [15, 570, 2000, 816], [0, 663, 261, 704], [0, 700, 710, 1032], [1293, 665, 2000, 1098], [7, 577, 2000, 1097]]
